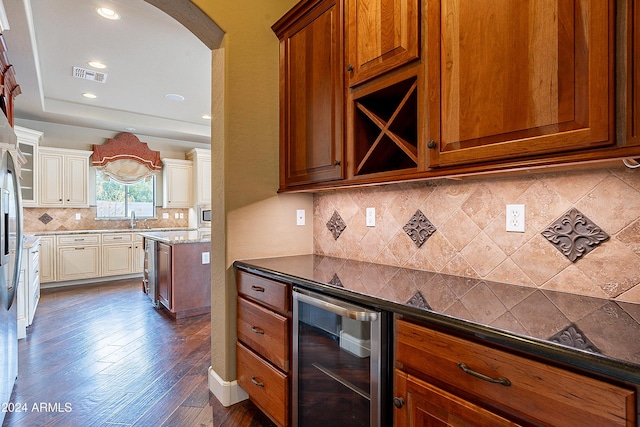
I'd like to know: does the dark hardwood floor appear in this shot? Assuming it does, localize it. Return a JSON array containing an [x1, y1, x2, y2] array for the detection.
[[3, 278, 275, 427]]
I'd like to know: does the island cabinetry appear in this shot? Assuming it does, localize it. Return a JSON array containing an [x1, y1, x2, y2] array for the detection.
[[102, 233, 133, 277], [38, 147, 91, 207], [56, 234, 101, 281], [272, 0, 344, 189], [236, 270, 290, 427], [346, 0, 419, 86], [394, 318, 636, 427], [155, 240, 210, 319]]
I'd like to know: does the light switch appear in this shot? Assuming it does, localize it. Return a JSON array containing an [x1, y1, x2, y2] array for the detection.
[[296, 209, 305, 226], [174, 213, 179, 219], [75, 213, 81, 220], [202, 252, 210, 264]]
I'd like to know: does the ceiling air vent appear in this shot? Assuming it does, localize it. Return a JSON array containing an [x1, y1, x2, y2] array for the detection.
[[72, 67, 107, 83]]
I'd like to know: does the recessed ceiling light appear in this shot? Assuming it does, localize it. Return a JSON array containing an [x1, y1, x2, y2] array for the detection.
[[201, 114, 211, 120], [88, 61, 107, 69], [125, 127, 136, 132], [82, 92, 97, 99], [165, 93, 185, 102], [96, 7, 120, 20]]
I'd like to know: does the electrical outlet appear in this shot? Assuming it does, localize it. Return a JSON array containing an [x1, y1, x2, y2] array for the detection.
[[162, 213, 169, 219], [75, 213, 81, 220], [366, 207, 376, 227], [179, 213, 184, 219], [506, 204, 525, 232], [202, 252, 210, 264], [174, 213, 179, 219], [296, 209, 305, 226]]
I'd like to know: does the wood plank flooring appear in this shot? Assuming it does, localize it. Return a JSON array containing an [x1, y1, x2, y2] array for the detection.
[[3, 278, 275, 427]]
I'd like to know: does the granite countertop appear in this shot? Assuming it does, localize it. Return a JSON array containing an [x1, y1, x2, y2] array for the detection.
[[234, 254, 640, 386], [32, 227, 193, 236], [139, 229, 211, 244]]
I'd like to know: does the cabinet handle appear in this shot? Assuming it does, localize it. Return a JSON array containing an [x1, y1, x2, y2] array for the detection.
[[74, 238, 85, 241], [347, 64, 353, 72], [75, 247, 85, 250], [427, 140, 437, 149], [457, 362, 511, 386], [333, 160, 341, 166], [392, 397, 405, 409], [251, 285, 265, 292], [250, 376, 264, 387], [251, 326, 264, 335], [113, 237, 123, 240]]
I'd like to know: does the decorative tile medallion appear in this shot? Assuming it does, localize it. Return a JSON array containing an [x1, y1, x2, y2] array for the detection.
[[549, 324, 600, 353], [38, 213, 53, 225], [541, 208, 609, 262], [407, 291, 432, 310], [329, 273, 343, 288], [326, 210, 347, 240], [403, 210, 436, 248]]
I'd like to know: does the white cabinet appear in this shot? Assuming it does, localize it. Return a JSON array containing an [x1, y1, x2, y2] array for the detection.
[[186, 148, 211, 205], [102, 233, 133, 276], [162, 158, 193, 208], [17, 240, 41, 339], [38, 235, 56, 283], [15, 126, 42, 207], [38, 147, 92, 207], [133, 233, 144, 273], [56, 234, 101, 281]]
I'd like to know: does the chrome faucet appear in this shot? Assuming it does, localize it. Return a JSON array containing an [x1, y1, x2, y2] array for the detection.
[[130, 210, 137, 229]]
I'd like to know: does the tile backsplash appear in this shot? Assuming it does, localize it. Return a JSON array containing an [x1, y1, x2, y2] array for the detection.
[[313, 165, 640, 304], [24, 207, 190, 232]]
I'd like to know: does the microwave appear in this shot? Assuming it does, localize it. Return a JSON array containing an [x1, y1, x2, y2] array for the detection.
[[198, 204, 212, 227]]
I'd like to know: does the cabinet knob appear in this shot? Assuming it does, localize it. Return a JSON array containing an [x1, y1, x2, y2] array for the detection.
[[393, 397, 405, 409], [427, 140, 437, 149], [347, 64, 354, 72], [333, 160, 341, 166]]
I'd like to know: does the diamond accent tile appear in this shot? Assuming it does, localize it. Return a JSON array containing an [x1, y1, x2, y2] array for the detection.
[[38, 213, 53, 225], [326, 210, 346, 240], [549, 324, 601, 353], [541, 208, 609, 262], [403, 209, 436, 248], [407, 291, 432, 310], [329, 273, 343, 287]]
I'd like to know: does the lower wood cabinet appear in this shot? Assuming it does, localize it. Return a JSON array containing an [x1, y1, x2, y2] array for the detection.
[[56, 234, 101, 281], [38, 235, 55, 283], [102, 233, 133, 277], [236, 270, 291, 427], [394, 318, 636, 427]]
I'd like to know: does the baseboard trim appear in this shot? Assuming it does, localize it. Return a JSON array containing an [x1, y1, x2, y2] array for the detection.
[[208, 366, 248, 407]]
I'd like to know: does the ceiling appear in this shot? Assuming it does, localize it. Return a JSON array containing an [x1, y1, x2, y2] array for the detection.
[[1, 0, 215, 145]]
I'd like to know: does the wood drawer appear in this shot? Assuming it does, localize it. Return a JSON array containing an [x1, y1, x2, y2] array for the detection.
[[237, 342, 288, 427], [102, 233, 132, 243], [237, 297, 289, 372], [57, 234, 101, 246], [396, 319, 636, 427], [237, 271, 290, 313]]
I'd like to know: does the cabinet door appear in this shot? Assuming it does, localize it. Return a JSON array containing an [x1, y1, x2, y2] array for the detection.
[[394, 370, 519, 427], [427, 0, 614, 167], [39, 152, 64, 206], [164, 163, 192, 208], [132, 235, 145, 273], [157, 242, 172, 310], [276, 0, 344, 188], [619, 0, 640, 147], [38, 236, 56, 283], [102, 244, 133, 277], [346, 0, 419, 86], [65, 155, 89, 206], [57, 246, 100, 281]]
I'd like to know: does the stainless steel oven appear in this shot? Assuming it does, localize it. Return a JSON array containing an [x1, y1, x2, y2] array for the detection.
[[292, 287, 390, 427]]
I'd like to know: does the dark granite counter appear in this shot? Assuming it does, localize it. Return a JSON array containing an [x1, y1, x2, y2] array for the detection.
[[234, 254, 640, 386]]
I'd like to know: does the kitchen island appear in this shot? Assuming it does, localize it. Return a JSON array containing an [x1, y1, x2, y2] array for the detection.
[[235, 255, 640, 426], [141, 230, 211, 319]]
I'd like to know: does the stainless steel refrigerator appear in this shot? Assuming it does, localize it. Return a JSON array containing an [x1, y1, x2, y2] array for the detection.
[[0, 119, 23, 425]]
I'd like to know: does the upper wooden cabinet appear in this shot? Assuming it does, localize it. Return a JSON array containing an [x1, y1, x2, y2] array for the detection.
[[346, 0, 419, 86], [273, 0, 344, 189], [618, 0, 640, 147], [162, 158, 193, 208], [426, 0, 614, 168], [38, 147, 91, 207]]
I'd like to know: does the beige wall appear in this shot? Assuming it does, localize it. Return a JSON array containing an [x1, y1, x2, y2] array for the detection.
[[190, 0, 312, 381]]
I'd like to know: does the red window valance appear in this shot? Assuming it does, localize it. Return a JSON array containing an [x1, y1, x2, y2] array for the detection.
[[92, 132, 162, 171]]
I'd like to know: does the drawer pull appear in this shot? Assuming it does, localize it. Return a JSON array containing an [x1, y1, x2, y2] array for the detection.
[[393, 397, 405, 409], [74, 238, 85, 241], [457, 362, 511, 387], [251, 285, 265, 292], [251, 326, 264, 335], [250, 376, 264, 387]]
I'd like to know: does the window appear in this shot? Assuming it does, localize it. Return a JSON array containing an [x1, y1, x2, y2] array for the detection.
[[95, 171, 156, 218]]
